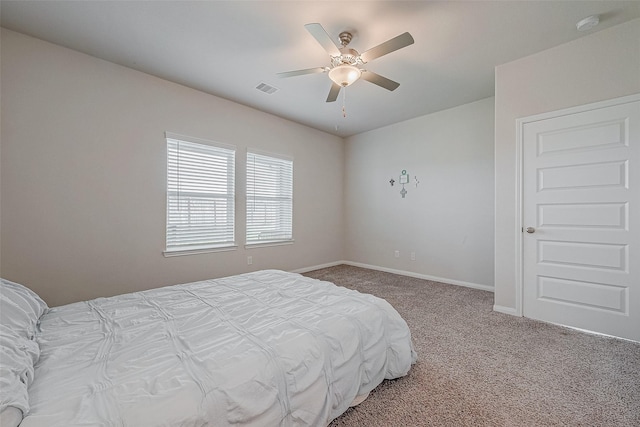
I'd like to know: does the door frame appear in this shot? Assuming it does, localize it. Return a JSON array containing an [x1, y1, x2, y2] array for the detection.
[[513, 93, 640, 318]]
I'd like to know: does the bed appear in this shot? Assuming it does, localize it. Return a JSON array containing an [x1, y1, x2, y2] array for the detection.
[[1, 270, 416, 426]]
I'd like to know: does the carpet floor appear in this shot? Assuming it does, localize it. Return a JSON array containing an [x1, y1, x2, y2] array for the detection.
[[303, 265, 640, 427]]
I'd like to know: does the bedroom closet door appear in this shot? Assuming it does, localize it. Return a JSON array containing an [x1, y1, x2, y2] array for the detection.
[[522, 96, 640, 342]]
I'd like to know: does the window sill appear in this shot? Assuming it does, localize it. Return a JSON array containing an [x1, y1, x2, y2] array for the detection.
[[245, 240, 294, 249], [163, 245, 238, 257]]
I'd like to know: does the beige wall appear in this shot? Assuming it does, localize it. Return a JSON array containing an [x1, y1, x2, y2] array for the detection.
[[1, 29, 345, 306], [344, 98, 495, 289], [494, 19, 640, 312]]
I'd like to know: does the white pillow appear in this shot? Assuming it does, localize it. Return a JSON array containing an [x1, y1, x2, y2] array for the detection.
[[0, 406, 23, 427], [0, 279, 48, 420], [0, 278, 48, 340], [0, 329, 39, 415]]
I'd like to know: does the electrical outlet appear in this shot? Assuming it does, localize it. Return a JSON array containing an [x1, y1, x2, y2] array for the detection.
[[394, 250, 400, 258], [411, 252, 416, 261], [247, 256, 253, 265]]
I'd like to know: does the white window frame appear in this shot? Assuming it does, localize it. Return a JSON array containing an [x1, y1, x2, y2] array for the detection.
[[164, 132, 237, 256], [246, 149, 294, 247]]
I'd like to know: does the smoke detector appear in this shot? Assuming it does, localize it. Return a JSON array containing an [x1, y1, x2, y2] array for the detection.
[[576, 15, 599, 32]]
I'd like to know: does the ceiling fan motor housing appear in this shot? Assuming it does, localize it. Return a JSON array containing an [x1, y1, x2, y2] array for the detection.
[[331, 49, 362, 67]]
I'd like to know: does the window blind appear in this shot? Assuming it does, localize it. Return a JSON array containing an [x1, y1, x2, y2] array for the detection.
[[166, 135, 235, 253], [246, 151, 293, 244]]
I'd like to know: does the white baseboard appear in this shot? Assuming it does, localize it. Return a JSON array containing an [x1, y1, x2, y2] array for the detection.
[[493, 304, 519, 316], [290, 261, 345, 274], [338, 261, 495, 292]]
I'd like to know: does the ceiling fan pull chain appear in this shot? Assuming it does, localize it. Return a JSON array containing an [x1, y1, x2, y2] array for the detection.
[[342, 87, 347, 118]]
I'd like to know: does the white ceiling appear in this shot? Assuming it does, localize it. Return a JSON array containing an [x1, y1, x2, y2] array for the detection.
[[2, 1, 639, 137]]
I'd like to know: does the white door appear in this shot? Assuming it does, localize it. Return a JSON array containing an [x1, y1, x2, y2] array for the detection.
[[522, 97, 640, 342]]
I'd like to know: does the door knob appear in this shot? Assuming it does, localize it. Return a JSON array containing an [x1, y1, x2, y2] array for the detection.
[[526, 227, 535, 234]]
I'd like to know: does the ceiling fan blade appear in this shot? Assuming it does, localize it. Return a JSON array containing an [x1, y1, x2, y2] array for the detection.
[[277, 67, 327, 78], [304, 23, 341, 57], [360, 32, 414, 63], [326, 82, 341, 102], [361, 71, 400, 91]]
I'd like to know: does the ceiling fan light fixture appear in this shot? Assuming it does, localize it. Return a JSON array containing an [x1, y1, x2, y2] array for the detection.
[[328, 64, 362, 87]]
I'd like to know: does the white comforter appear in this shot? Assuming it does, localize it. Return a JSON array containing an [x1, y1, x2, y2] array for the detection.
[[22, 270, 416, 426]]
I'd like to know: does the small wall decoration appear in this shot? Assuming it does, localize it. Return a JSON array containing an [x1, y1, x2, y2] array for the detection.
[[399, 170, 409, 184], [388, 170, 417, 198]]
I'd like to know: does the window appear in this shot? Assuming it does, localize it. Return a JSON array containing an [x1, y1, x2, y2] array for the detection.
[[246, 151, 293, 245], [165, 133, 235, 255]]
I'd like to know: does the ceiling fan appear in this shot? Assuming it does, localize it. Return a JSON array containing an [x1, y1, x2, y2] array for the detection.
[[277, 23, 414, 102]]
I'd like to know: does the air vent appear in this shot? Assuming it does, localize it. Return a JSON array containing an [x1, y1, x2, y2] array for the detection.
[[256, 82, 278, 94]]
